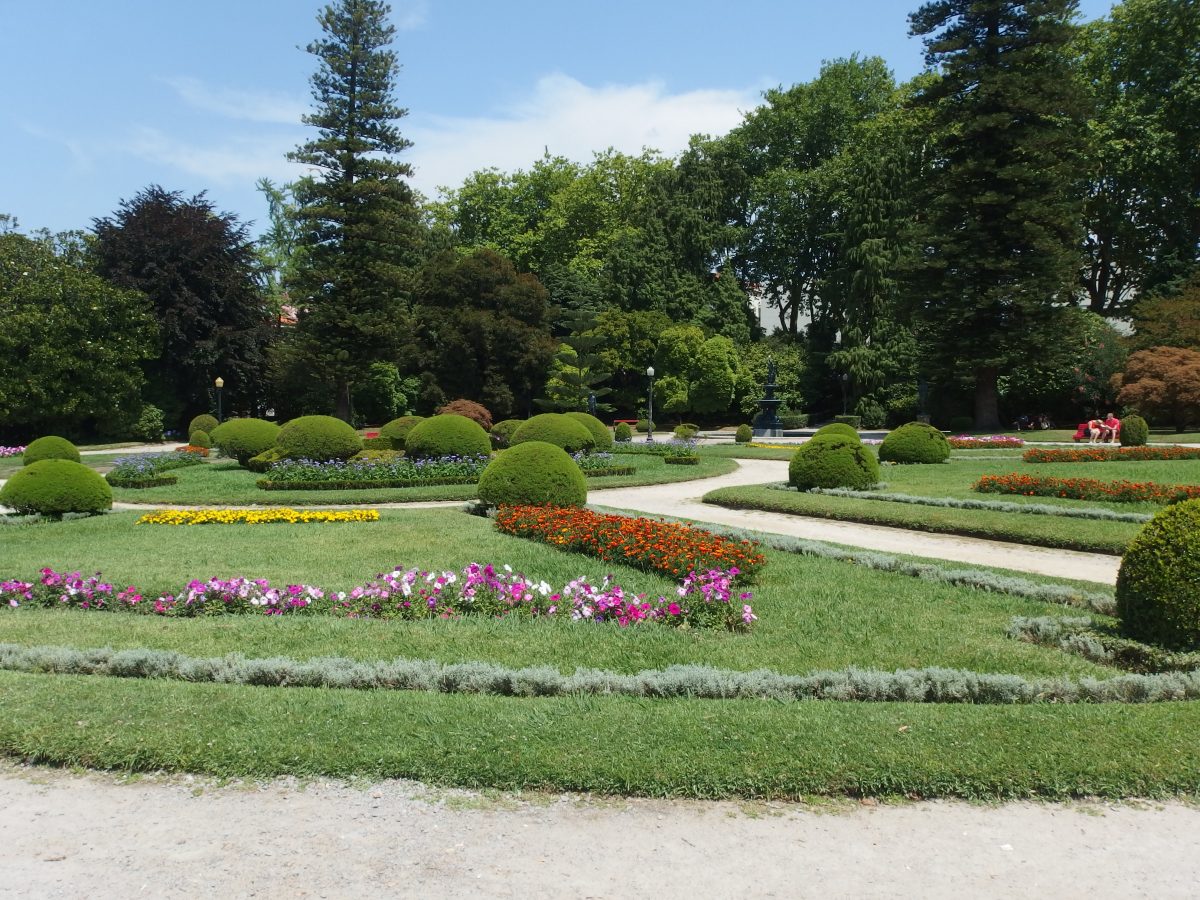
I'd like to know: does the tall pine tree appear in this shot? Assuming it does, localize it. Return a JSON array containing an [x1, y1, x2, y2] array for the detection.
[[288, 0, 420, 421], [909, 0, 1086, 430]]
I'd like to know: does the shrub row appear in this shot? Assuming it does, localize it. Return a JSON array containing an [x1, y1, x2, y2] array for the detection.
[[105, 474, 178, 489], [257, 477, 478, 491], [1023, 446, 1200, 463], [1008, 616, 1200, 674], [803, 487, 1152, 523], [260, 455, 489, 485], [975, 473, 1200, 504], [8, 642, 1200, 703]]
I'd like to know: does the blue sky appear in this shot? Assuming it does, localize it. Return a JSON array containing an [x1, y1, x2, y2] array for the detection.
[[2, 0, 1116, 238]]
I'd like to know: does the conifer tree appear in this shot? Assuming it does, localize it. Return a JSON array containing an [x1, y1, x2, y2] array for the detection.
[[288, 0, 419, 421], [909, 0, 1086, 430]]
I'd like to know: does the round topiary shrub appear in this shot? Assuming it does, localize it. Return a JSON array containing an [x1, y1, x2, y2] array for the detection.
[[275, 415, 362, 462], [22, 436, 81, 465], [490, 418, 524, 450], [1116, 499, 1200, 650], [404, 414, 492, 460], [477, 441, 587, 508], [635, 419, 655, 433], [210, 418, 280, 467], [811, 423, 859, 442], [788, 437, 880, 490], [188, 414, 219, 438], [189, 429, 212, 450], [247, 447, 284, 473], [1120, 414, 1149, 447], [878, 421, 951, 464], [379, 415, 425, 451], [674, 423, 700, 439], [614, 423, 633, 443], [0, 459, 112, 518], [564, 411, 613, 451], [510, 414, 596, 454], [735, 424, 753, 444], [436, 399, 493, 431]]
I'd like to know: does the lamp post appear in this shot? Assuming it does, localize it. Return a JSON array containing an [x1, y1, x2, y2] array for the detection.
[[645, 366, 655, 443], [214, 376, 225, 423], [840, 373, 849, 416]]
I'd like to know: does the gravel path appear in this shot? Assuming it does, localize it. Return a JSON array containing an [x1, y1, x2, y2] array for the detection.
[[2, 766, 1199, 899]]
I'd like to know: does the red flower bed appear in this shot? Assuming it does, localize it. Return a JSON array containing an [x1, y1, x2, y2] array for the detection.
[[1023, 446, 1200, 463], [493, 506, 765, 582], [174, 445, 210, 457], [948, 436, 1025, 449], [974, 473, 1200, 504]]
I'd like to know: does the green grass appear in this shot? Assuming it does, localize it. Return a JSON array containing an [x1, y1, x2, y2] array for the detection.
[[3, 486, 1198, 799], [697, 444, 795, 460], [102, 455, 737, 506]]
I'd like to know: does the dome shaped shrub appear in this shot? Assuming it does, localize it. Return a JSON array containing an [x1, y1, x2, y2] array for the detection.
[[405, 414, 492, 460], [1116, 500, 1200, 650], [878, 421, 950, 464], [811, 423, 859, 442], [614, 423, 633, 443], [188, 414, 219, 439], [189, 430, 212, 450], [564, 411, 613, 450], [788, 437, 880, 490], [735, 424, 753, 444], [1120, 414, 1149, 447], [489, 418, 524, 450], [210, 418, 280, 467], [436, 399, 493, 431], [511, 414, 595, 454], [276, 415, 362, 462], [0, 459, 111, 518], [477, 442, 587, 508], [23, 435, 81, 465], [379, 415, 424, 451]]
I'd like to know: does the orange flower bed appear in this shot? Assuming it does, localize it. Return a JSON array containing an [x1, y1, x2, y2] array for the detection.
[[174, 445, 210, 457], [975, 473, 1200, 504], [493, 506, 765, 583], [1023, 446, 1200, 463]]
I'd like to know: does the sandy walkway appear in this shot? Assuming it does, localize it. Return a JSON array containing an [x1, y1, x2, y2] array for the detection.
[[2, 766, 1198, 899]]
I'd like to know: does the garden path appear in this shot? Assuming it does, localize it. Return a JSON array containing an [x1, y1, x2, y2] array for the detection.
[[589, 458, 1122, 585], [2, 765, 1198, 898]]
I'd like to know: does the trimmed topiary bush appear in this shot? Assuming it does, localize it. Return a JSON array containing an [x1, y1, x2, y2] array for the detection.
[[436, 399, 493, 431], [246, 447, 284, 473], [878, 421, 951, 464], [22, 436, 81, 465], [789, 437, 880, 490], [379, 415, 425, 451], [189, 430, 212, 450], [276, 415, 362, 462], [510, 413, 596, 454], [735, 424, 753, 443], [210, 418, 280, 467], [811, 423, 860, 442], [0, 459, 112, 518], [188, 414, 219, 438], [477, 441, 587, 508], [490, 419, 523, 450], [673, 423, 700, 439], [1117, 499, 1200, 650], [614, 423, 633, 443], [565, 411, 613, 450], [1120, 414, 1149, 447], [405, 414, 492, 460]]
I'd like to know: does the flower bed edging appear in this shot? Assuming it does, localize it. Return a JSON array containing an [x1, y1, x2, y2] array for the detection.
[[975, 473, 1200, 504], [1023, 446, 1200, 463], [137, 508, 380, 525]]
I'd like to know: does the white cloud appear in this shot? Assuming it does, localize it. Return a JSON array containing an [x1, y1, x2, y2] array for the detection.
[[162, 76, 309, 125], [407, 73, 759, 198], [123, 126, 305, 185]]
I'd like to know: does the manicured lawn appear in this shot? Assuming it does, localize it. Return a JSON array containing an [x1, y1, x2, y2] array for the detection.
[[103, 454, 737, 506]]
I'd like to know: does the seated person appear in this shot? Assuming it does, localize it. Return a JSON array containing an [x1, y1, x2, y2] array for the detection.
[[1102, 412, 1121, 444], [1087, 419, 1104, 443]]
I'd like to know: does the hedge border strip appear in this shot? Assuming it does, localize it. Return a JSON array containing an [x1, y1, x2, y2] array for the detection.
[[3, 642, 1199, 704], [1008, 616, 1200, 674], [590, 505, 1117, 615], [804, 486, 1152, 523], [256, 476, 478, 491], [106, 475, 179, 489]]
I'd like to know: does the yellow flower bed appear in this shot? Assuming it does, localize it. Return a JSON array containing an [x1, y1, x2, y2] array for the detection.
[[747, 442, 798, 450], [136, 508, 380, 525]]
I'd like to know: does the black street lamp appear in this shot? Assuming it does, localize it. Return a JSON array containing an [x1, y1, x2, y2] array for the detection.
[[840, 373, 849, 416], [645, 366, 655, 443], [215, 376, 225, 423]]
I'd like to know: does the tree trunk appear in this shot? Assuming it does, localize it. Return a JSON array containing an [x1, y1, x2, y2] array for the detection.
[[974, 366, 1002, 432], [335, 378, 353, 423]]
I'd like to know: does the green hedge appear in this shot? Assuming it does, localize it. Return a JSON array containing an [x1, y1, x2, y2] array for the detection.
[[0, 459, 112, 517], [878, 421, 951, 464], [510, 414, 595, 454], [404, 414, 492, 460], [210, 418, 280, 467], [1117, 499, 1200, 650], [276, 415, 362, 462], [564, 412, 614, 450], [477, 441, 587, 507], [788, 437, 879, 490], [22, 436, 81, 465]]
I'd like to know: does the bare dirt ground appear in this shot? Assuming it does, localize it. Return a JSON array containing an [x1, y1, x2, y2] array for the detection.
[[1, 764, 1198, 899]]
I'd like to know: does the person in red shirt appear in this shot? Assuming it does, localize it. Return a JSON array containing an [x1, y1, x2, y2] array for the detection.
[[1102, 412, 1121, 444]]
